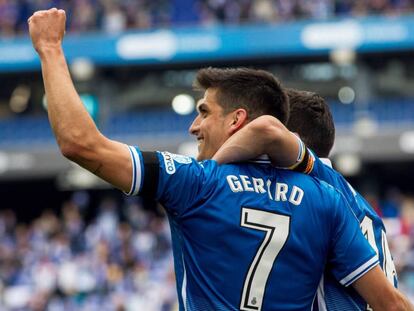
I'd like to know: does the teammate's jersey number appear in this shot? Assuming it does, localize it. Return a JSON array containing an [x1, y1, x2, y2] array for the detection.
[[240, 208, 290, 311], [360, 216, 396, 283], [360, 216, 397, 311]]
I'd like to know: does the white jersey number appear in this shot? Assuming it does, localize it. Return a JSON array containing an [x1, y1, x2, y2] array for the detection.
[[360, 216, 379, 256], [240, 208, 290, 311], [360, 216, 397, 311], [360, 216, 396, 283], [382, 230, 397, 284]]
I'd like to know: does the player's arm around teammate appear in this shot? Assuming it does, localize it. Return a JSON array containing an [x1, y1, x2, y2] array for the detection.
[[28, 8, 132, 193], [213, 114, 300, 167]]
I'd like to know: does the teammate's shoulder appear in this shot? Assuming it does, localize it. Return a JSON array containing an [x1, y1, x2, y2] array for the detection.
[[310, 151, 355, 189], [317, 177, 342, 193], [277, 166, 339, 195], [309, 150, 336, 174], [305, 175, 347, 201]]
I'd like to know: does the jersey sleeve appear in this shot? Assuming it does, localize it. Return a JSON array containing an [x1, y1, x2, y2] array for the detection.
[[125, 146, 209, 216], [328, 189, 379, 287]]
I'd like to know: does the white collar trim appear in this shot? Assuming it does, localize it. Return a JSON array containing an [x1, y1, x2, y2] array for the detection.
[[321, 157, 332, 167]]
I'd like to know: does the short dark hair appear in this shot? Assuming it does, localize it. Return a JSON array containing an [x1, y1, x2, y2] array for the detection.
[[286, 88, 335, 158], [194, 67, 289, 124]]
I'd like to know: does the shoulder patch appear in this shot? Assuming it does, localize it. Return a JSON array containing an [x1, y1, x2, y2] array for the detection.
[[169, 153, 192, 164]]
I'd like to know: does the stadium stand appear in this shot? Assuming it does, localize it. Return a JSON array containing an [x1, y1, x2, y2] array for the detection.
[[0, 195, 177, 310], [3, 99, 414, 150], [1, 0, 414, 36]]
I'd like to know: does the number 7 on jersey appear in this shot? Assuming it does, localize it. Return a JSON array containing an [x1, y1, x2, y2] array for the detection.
[[240, 208, 291, 311]]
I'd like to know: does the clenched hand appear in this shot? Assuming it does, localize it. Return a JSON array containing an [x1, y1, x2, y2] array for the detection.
[[28, 8, 66, 56]]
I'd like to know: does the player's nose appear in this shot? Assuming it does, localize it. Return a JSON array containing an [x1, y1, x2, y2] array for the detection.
[[189, 116, 200, 136]]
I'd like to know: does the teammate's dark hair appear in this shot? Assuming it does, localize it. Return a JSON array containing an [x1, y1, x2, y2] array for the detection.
[[286, 88, 335, 158], [194, 67, 289, 124]]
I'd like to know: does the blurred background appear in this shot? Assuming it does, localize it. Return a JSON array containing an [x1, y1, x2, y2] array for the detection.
[[1, 0, 414, 310]]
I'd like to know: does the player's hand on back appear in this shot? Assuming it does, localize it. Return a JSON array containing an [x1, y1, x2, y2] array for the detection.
[[28, 8, 66, 55]]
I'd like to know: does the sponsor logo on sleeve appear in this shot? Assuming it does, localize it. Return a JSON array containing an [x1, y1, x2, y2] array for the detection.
[[161, 152, 176, 175]]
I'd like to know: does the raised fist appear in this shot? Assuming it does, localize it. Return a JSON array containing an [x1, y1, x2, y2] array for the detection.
[[28, 8, 66, 55]]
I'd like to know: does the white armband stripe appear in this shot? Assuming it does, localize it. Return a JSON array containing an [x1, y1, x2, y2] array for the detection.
[[339, 256, 379, 287], [287, 136, 306, 170], [126, 146, 136, 195], [137, 149, 145, 192], [126, 146, 143, 196], [296, 136, 305, 162]]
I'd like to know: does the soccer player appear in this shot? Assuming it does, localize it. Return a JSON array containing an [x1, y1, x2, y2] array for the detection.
[[213, 88, 406, 310], [28, 9, 412, 310]]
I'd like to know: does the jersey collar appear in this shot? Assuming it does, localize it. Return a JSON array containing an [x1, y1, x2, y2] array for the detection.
[[249, 154, 271, 164], [250, 154, 333, 168], [321, 157, 332, 168]]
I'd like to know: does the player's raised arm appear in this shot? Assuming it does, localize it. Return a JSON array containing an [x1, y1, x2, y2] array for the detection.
[[352, 265, 414, 311], [212, 115, 300, 167], [28, 9, 132, 192]]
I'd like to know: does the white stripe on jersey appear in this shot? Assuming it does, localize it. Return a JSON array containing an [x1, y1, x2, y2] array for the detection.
[[340, 256, 379, 286], [126, 146, 142, 196], [181, 254, 188, 311], [346, 181, 357, 196], [316, 275, 328, 311]]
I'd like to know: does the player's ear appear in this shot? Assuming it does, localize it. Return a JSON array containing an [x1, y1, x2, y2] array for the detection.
[[229, 108, 248, 134]]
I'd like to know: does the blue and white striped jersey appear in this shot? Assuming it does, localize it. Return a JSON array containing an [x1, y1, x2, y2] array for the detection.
[[127, 146, 378, 311], [293, 144, 398, 311]]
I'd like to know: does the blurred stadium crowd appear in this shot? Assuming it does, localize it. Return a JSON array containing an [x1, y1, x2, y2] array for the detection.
[[0, 189, 413, 310], [0, 195, 177, 311], [1, 0, 414, 36]]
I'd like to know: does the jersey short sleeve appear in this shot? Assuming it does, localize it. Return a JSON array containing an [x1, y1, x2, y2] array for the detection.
[[155, 151, 212, 215], [328, 188, 379, 286], [126, 146, 211, 216]]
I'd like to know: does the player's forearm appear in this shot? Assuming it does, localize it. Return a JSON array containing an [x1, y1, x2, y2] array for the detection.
[[40, 47, 101, 159], [353, 266, 414, 311], [213, 115, 299, 167], [213, 121, 267, 164], [390, 291, 414, 311], [373, 290, 414, 311], [397, 292, 414, 311]]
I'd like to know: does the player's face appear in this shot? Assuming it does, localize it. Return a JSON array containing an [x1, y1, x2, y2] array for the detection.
[[189, 88, 234, 161]]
